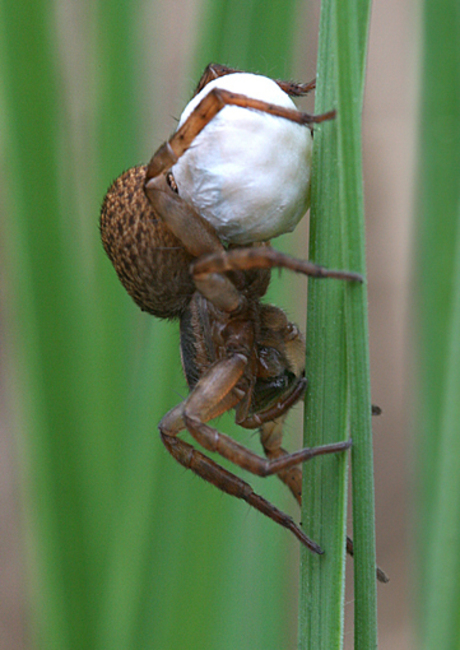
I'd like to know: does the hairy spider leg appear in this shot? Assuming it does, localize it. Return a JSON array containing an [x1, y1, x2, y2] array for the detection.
[[159, 353, 351, 552], [258, 414, 389, 582]]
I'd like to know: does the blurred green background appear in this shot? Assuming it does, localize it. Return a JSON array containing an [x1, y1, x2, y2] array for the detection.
[[0, 0, 458, 649]]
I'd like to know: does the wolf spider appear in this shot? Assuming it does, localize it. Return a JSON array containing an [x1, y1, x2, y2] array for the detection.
[[100, 63, 371, 559]]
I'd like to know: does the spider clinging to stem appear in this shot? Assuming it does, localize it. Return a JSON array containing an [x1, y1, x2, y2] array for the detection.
[[100, 63, 375, 560]]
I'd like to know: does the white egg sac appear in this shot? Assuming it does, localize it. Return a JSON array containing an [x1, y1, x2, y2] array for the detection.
[[171, 72, 312, 245]]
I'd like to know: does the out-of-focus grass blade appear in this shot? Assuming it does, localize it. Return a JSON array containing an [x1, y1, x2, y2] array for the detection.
[[421, 214, 460, 647], [299, 0, 376, 648], [195, 0, 298, 77], [0, 2, 142, 648], [415, 0, 460, 646], [0, 4, 125, 649]]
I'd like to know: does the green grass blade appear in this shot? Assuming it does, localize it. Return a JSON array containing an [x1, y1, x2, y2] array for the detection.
[[420, 214, 460, 647], [299, 0, 375, 648], [0, 5, 102, 647], [415, 0, 460, 646], [195, 0, 298, 77], [0, 2, 141, 647], [335, 1, 377, 646], [298, 1, 348, 647]]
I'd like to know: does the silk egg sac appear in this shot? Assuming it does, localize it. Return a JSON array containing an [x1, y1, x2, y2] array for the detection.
[[171, 72, 313, 245]]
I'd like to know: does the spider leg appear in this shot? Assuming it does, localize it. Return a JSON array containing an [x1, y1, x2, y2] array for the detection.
[[142, 172, 225, 258], [144, 86, 334, 183], [141, 174, 243, 310], [159, 353, 323, 552], [258, 419, 389, 582], [160, 433, 323, 554], [159, 353, 350, 550], [275, 77, 316, 96], [193, 63, 242, 94], [259, 416, 303, 505], [165, 355, 351, 479], [192, 246, 364, 284], [346, 536, 389, 583], [194, 63, 316, 97], [183, 410, 351, 479], [159, 353, 248, 438]]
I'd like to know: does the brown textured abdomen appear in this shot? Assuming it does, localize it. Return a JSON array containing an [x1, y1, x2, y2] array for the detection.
[[100, 165, 195, 319]]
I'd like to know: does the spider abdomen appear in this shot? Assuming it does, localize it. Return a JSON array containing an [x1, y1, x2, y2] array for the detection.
[[100, 165, 195, 318]]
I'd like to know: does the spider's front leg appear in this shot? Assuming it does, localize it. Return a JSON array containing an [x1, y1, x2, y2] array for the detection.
[[142, 168, 244, 312]]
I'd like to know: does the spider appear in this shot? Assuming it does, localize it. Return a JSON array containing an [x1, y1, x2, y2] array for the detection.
[[100, 63, 367, 557]]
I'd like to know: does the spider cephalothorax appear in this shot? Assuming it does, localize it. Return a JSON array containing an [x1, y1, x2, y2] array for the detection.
[[100, 63, 363, 554]]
